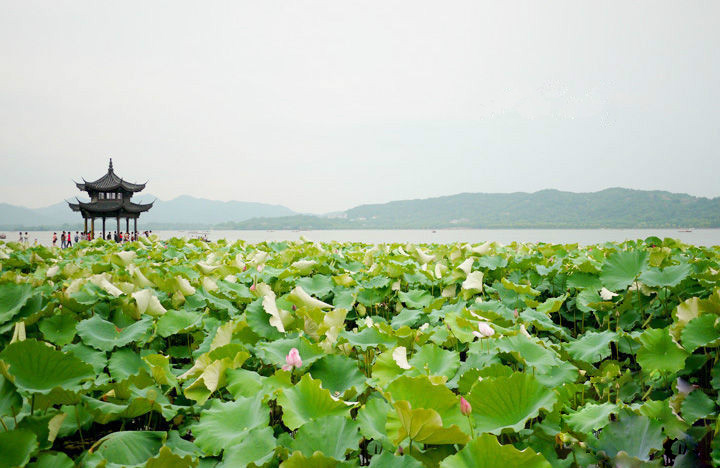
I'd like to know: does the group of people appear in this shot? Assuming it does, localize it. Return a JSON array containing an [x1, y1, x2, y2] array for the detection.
[[52, 231, 82, 248], [51, 230, 153, 247]]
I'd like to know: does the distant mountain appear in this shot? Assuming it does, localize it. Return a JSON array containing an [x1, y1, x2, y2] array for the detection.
[[0, 195, 296, 230], [227, 188, 720, 229], [142, 195, 295, 226]]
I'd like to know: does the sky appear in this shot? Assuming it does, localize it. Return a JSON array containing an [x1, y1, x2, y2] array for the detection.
[[1, 1, 719, 214]]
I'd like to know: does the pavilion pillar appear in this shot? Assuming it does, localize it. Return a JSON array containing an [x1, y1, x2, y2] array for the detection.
[[134, 218, 137, 234], [91, 218, 95, 239], [84, 218, 87, 236], [126, 218, 129, 234], [102, 218, 106, 239], [116, 217, 120, 240]]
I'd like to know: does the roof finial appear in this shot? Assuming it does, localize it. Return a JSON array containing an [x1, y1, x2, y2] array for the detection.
[[109, 158, 113, 172]]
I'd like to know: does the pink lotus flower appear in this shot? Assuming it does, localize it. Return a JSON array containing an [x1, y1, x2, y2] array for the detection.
[[250, 283, 256, 291], [473, 322, 495, 338], [282, 348, 302, 371], [460, 397, 472, 416]]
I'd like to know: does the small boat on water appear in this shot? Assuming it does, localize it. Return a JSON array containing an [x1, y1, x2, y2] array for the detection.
[[678, 228, 694, 233]]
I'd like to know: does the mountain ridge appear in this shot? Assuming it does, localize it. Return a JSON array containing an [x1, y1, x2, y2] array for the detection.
[[1, 188, 718, 230]]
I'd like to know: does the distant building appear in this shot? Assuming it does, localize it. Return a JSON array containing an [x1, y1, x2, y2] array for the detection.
[[68, 158, 153, 238]]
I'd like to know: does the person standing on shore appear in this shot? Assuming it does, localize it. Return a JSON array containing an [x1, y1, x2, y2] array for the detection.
[[18, 232, 22, 243], [52, 232, 57, 247], [60, 231, 65, 248], [66, 232, 72, 248], [74, 232, 79, 244]]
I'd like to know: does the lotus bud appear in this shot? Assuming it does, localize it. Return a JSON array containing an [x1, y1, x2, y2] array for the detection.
[[282, 347, 302, 371], [292, 305, 297, 311], [513, 308, 519, 318], [250, 284, 256, 291], [460, 397, 472, 416]]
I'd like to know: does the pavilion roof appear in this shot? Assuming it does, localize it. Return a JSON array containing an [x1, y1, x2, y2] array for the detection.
[[75, 159, 147, 193], [68, 198, 154, 215]]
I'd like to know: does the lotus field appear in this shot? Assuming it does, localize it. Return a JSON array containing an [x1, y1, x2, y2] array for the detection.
[[1, 236, 720, 467]]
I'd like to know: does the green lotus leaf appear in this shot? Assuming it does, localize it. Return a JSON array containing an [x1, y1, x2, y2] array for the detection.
[[63, 343, 107, 374], [591, 413, 663, 461], [439, 433, 551, 468], [536, 294, 568, 314], [0, 282, 33, 326], [296, 275, 334, 297], [76, 314, 153, 352], [340, 326, 397, 351], [91, 431, 165, 466], [369, 452, 424, 467], [0, 374, 22, 425], [635, 399, 688, 439], [408, 344, 460, 380], [156, 309, 203, 337], [143, 354, 178, 387], [384, 375, 465, 429], [357, 396, 392, 444], [636, 328, 688, 374], [398, 289, 433, 309], [0, 429, 38, 468], [220, 426, 276, 467], [565, 331, 617, 363], [466, 373, 557, 434], [600, 250, 648, 291], [276, 374, 351, 430], [145, 446, 197, 468], [357, 287, 389, 306], [108, 348, 151, 382], [191, 395, 267, 456], [390, 400, 469, 445], [280, 451, 339, 468], [255, 336, 324, 370], [639, 263, 691, 288], [681, 314, 720, 352], [681, 389, 715, 424], [501, 278, 540, 297], [28, 451, 75, 468], [308, 354, 366, 394], [565, 402, 618, 433], [38, 312, 77, 347], [0, 339, 94, 394], [290, 415, 362, 459], [566, 272, 602, 290]]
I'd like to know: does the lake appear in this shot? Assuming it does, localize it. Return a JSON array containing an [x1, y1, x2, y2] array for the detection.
[[10, 229, 720, 247]]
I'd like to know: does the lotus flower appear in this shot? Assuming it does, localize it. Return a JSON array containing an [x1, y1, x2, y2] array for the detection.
[[473, 322, 495, 338], [460, 396, 472, 416], [282, 347, 302, 371], [250, 283, 256, 291]]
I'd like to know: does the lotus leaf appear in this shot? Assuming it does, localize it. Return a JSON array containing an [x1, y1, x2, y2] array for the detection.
[[76, 315, 153, 352], [290, 415, 362, 459], [0, 429, 38, 468], [277, 374, 351, 430], [439, 434, 551, 468], [466, 373, 557, 434], [191, 395, 267, 456], [0, 339, 94, 394]]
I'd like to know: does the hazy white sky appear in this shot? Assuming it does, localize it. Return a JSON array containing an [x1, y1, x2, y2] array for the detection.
[[1, 1, 719, 213]]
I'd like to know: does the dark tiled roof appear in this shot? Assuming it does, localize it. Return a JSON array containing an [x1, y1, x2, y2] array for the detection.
[[68, 198, 154, 215], [76, 159, 147, 193]]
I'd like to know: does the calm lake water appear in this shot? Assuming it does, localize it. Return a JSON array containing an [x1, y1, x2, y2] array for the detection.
[[11, 229, 720, 247]]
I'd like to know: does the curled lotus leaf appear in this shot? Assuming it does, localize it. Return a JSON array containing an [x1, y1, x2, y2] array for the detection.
[[0, 339, 94, 394]]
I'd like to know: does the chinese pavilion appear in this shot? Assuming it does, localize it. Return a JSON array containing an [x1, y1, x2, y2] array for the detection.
[[68, 159, 153, 239]]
